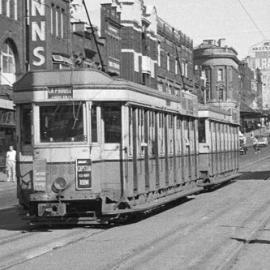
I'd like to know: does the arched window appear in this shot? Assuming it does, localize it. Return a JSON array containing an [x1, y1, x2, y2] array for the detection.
[[1, 41, 16, 85]]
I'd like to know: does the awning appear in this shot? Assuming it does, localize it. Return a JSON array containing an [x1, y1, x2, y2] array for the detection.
[[0, 99, 14, 110], [52, 54, 73, 65], [240, 101, 261, 117]]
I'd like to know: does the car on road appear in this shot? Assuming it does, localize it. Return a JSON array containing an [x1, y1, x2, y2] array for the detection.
[[256, 136, 268, 147]]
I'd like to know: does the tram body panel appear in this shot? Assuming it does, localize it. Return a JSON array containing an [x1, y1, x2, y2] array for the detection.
[[198, 106, 240, 186]]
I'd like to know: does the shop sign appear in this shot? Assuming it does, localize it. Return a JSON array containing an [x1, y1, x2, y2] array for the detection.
[[29, 0, 47, 70]]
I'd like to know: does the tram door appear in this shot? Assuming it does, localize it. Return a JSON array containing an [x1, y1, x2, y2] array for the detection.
[[16, 104, 33, 206]]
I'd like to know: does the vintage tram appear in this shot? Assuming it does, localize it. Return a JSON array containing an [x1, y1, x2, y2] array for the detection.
[[197, 105, 240, 187], [13, 69, 239, 224]]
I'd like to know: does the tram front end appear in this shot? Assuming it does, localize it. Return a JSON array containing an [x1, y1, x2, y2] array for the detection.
[[17, 101, 108, 224]]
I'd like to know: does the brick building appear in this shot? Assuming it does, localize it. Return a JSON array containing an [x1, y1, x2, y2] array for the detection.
[[100, 0, 193, 94], [0, 0, 25, 166]]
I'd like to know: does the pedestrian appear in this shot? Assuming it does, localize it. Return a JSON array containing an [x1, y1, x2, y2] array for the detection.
[[253, 136, 259, 154], [6, 145, 16, 182]]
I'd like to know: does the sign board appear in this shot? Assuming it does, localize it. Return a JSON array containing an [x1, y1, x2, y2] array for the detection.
[[76, 159, 92, 189], [29, 0, 47, 70], [47, 87, 73, 99], [33, 159, 47, 191]]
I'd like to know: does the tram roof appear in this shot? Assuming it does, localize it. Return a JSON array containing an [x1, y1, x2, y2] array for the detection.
[[198, 104, 239, 125], [14, 69, 195, 100], [14, 69, 199, 116], [14, 69, 116, 90]]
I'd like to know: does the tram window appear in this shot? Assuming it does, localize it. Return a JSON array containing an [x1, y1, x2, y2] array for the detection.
[[102, 104, 121, 143], [91, 105, 97, 143], [21, 104, 32, 146], [40, 103, 84, 142], [198, 119, 206, 143]]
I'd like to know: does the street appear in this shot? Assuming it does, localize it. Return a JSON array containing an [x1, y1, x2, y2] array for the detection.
[[1, 145, 270, 270]]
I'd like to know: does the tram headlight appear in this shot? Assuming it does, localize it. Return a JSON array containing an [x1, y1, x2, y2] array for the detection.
[[52, 177, 67, 193]]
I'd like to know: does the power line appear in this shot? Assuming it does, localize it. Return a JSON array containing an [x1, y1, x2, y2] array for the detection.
[[237, 0, 268, 40]]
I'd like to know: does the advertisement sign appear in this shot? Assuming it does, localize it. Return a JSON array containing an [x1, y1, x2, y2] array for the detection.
[[33, 159, 47, 191], [29, 0, 47, 70], [76, 159, 92, 189]]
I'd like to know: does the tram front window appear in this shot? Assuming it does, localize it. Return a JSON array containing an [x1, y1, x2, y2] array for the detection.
[[40, 103, 85, 142]]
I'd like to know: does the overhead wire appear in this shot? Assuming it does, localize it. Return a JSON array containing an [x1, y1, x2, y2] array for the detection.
[[237, 0, 268, 40]]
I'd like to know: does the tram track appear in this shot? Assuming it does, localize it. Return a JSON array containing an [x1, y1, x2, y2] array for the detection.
[[101, 180, 270, 270], [187, 194, 270, 270], [0, 152, 269, 270], [0, 180, 263, 270], [0, 226, 106, 270]]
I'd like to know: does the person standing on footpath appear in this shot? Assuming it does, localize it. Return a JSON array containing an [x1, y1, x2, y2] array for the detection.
[[253, 136, 259, 154], [6, 145, 16, 182]]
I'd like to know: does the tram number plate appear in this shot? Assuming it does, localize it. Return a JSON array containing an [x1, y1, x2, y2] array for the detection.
[[76, 159, 92, 189]]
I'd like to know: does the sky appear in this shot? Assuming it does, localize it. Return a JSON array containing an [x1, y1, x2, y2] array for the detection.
[[84, 0, 270, 59]]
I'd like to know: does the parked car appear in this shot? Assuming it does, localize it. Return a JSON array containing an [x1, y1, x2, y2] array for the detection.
[[256, 136, 268, 147]]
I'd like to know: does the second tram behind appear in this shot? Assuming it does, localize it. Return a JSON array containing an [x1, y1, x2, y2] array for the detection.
[[14, 69, 239, 224]]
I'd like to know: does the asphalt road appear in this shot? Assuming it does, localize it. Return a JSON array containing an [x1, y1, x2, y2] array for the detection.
[[1, 147, 270, 270]]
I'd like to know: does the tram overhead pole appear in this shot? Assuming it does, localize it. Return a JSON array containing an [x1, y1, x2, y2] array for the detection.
[[82, 0, 105, 72]]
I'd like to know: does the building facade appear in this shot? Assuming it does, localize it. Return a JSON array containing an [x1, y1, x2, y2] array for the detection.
[[193, 39, 240, 123], [247, 40, 270, 110], [0, 0, 25, 167], [239, 61, 255, 108], [100, 0, 193, 94]]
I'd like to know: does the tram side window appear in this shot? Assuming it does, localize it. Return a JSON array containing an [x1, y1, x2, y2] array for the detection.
[[102, 104, 121, 143], [21, 104, 32, 151], [40, 103, 84, 142], [198, 119, 206, 143], [91, 105, 97, 143]]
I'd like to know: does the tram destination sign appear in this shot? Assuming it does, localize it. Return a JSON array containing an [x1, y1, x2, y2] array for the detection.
[[47, 87, 73, 99], [76, 159, 92, 189]]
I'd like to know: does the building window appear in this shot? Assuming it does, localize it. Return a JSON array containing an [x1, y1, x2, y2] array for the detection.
[[217, 85, 225, 101], [175, 59, 178, 74], [1, 41, 16, 85], [167, 54, 170, 71], [217, 68, 224, 81], [51, 5, 54, 35], [157, 42, 161, 67], [8, 0, 17, 19], [60, 9, 64, 38], [6, 0, 10, 17], [55, 8, 59, 37]]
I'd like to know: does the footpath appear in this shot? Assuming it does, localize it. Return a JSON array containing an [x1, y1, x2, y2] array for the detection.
[[0, 171, 16, 192]]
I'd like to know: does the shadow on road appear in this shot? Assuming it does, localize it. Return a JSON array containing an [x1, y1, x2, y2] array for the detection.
[[232, 237, 270, 245], [0, 205, 30, 232], [237, 171, 270, 181]]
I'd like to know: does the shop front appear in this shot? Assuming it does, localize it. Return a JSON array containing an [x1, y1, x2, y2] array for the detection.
[[0, 100, 15, 171]]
